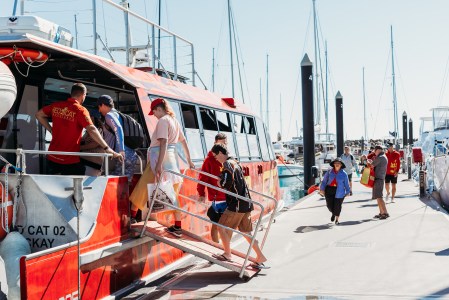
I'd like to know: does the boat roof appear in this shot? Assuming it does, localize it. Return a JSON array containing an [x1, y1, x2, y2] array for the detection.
[[0, 33, 253, 115]]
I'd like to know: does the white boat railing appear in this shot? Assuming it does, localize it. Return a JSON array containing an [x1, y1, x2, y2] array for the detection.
[[140, 168, 276, 278]]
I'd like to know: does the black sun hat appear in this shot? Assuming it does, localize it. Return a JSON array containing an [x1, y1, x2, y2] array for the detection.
[[329, 157, 346, 169]]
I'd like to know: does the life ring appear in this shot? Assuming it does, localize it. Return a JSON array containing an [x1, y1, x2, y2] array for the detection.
[[307, 184, 319, 195], [0, 47, 49, 64], [0, 184, 13, 241]]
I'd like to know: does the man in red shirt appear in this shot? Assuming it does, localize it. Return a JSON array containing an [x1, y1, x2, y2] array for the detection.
[[198, 133, 228, 242], [36, 83, 122, 175], [385, 142, 401, 203]]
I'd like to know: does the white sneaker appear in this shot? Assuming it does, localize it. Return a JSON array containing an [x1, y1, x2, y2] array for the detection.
[[386, 193, 390, 202], [391, 198, 395, 203]]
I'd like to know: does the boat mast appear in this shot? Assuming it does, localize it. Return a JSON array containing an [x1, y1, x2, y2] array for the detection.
[[280, 93, 282, 139], [74, 14, 79, 49], [259, 78, 263, 119], [266, 54, 269, 131], [391, 25, 399, 146], [325, 40, 328, 140], [212, 48, 215, 92], [227, 0, 235, 98], [362, 67, 367, 141], [157, 0, 161, 68], [92, 0, 97, 55], [312, 0, 321, 130]]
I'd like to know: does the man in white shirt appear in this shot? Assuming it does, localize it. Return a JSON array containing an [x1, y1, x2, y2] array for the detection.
[[340, 146, 358, 195]]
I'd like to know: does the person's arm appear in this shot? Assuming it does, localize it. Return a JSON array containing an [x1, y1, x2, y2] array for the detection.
[[395, 154, 401, 176], [319, 170, 329, 195], [219, 163, 234, 190], [155, 138, 168, 181], [344, 172, 351, 195], [86, 125, 123, 162], [35, 109, 52, 133]]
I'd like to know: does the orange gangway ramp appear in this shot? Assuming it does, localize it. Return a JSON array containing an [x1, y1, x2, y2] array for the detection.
[[132, 220, 260, 278]]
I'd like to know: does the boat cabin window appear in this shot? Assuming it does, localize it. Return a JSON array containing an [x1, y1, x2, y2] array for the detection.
[[233, 114, 250, 160], [200, 107, 219, 151], [181, 103, 205, 160], [256, 118, 270, 161], [216, 110, 237, 156], [168, 100, 190, 168], [246, 117, 261, 159]]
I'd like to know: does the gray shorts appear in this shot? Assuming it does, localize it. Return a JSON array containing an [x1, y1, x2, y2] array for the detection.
[[372, 179, 384, 199]]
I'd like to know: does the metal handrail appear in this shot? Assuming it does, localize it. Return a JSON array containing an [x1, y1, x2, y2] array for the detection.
[[139, 169, 266, 278], [190, 168, 278, 249], [0, 148, 117, 175]]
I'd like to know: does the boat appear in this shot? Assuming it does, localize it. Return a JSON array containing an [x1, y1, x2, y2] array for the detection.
[[0, 3, 281, 298]]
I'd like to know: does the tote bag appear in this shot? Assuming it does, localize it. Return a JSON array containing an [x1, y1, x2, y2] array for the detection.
[[360, 167, 375, 188], [147, 181, 178, 211]]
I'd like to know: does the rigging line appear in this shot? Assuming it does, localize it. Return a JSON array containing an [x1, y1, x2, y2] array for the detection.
[[316, 13, 326, 127], [230, 6, 247, 106], [393, 50, 411, 118], [438, 55, 449, 107], [371, 49, 391, 138], [287, 5, 313, 138]]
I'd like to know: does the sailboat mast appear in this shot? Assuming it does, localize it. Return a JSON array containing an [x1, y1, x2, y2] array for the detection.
[[266, 54, 269, 131], [92, 0, 97, 55], [212, 48, 215, 92], [259, 78, 263, 119], [363, 67, 367, 140], [312, 0, 320, 128], [391, 25, 399, 146], [227, 0, 235, 98], [280, 93, 282, 139], [325, 40, 328, 139]]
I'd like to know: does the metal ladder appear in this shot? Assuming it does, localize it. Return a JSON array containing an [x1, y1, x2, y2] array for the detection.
[[137, 168, 278, 278]]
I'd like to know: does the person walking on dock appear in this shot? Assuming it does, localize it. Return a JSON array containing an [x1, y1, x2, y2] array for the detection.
[[197, 133, 228, 243], [368, 145, 389, 219], [385, 142, 401, 203], [319, 157, 351, 225], [340, 146, 358, 195], [211, 143, 267, 268]]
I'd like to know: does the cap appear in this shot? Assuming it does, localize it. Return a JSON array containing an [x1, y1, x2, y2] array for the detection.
[[149, 98, 164, 115], [97, 95, 114, 107], [387, 142, 394, 147]]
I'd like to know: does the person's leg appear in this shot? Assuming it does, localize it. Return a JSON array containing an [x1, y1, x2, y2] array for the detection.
[[211, 224, 220, 243], [239, 212, 267, 263], [391, 178, 397, 202], [333, 198, 344, 223], [173, 183, 182, 225], [348, 174, 353, 195], [385, 180, 391, 201], [217, 210, 238, 260]]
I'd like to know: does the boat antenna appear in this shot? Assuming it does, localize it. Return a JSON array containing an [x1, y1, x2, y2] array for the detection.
[[362, 67, 367, 140], [391, 25, 399, 147], [227, 0, 235, 98]]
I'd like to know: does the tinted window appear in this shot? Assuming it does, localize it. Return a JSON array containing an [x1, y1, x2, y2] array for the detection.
[[217, 111, 232, 132], [181, 104, 199, 129], [200, 107, 218, 131], [256, 118, 270, 161]]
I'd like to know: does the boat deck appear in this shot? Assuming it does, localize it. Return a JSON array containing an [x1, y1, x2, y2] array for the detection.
[[124, 174, 449, 299]]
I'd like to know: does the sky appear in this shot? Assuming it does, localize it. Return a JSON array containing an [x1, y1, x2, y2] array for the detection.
[[1, 0, 449, 142]]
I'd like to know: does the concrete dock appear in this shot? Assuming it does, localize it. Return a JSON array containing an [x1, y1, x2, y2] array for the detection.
[[126, 174, 449, 299]]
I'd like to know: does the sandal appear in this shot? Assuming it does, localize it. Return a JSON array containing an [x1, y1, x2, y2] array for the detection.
[[250, 262, 271, 269], [212, 253, 232, 262]]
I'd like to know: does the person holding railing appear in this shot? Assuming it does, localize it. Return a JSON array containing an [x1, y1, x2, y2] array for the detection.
[[197, 133, 228, 243], [210, 143, 268, 269], [147, 98, 195, 237], [35, 83, 122, 175]]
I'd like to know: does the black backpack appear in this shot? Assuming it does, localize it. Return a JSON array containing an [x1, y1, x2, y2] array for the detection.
[[116, 112, 146, 149], [223, 159, 253, 213]]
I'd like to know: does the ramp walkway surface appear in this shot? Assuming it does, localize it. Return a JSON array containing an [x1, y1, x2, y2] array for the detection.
[[126, 174, 449, 299]]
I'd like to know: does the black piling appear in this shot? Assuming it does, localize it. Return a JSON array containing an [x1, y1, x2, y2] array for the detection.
[[335, 91, 344, 157], [402, 111, 408, 147], [301, 54, 315, 189], [408, 118, 414, 146]]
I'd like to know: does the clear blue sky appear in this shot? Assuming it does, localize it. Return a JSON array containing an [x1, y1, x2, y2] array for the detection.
[[2, 0, 448, 142]]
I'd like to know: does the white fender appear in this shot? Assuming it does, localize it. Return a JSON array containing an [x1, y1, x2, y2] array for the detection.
[[0, 232, 31, 300], [0, 61, 17, 120], [0, 255, 7, 299]]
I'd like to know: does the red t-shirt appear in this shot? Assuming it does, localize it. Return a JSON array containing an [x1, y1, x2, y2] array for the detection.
[[42, 98, 93, 164], [385, 150, 401, 175]]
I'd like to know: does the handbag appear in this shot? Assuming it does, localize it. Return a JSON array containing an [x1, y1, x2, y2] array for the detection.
[[147, 180, 177, 211], [206, 200, 228, 223]]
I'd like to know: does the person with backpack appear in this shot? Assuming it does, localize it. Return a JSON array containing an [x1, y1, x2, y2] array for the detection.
[[97, 95, 138, 181], [340, 145, 358, 195], [210, 144, 268, 269]]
